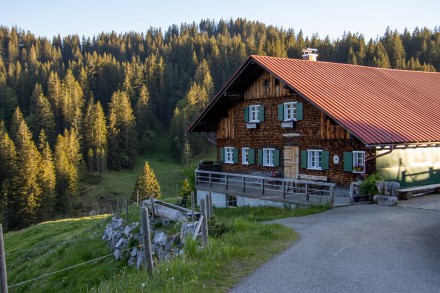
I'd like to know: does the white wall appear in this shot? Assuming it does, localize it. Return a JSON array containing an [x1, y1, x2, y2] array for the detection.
[[196, 190, 227, 208]]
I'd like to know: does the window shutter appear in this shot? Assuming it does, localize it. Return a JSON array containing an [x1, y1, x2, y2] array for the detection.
[[232, 148, 238, 164], [301, 150, 308, 168], [244, 106, 249, 122], [258, 149, 263, 165], [343, 152, 353, 172], [220, 148, 224, 163], [274, 149, 280, 167], [278, 104, 284, 121], [258, 105, 265, 122], [296, 102, 303, 120], [321, 151, 329, 170], [248, 148, 255, 165]]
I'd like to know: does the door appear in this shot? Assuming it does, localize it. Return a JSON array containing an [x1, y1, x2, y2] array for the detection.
[[284, 146, 299, 179]]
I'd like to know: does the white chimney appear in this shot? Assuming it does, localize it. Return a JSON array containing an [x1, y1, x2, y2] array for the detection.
[[302, 48, 318, 61]]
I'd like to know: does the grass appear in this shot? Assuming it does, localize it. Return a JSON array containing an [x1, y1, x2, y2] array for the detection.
[[3, 205, 329, 292]]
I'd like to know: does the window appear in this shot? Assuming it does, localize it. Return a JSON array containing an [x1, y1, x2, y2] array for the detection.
[[242, 147, 249, 165], [307, 150, 322, 170], [353, 151, 365, 173], [278, 102, 303, 122], [224, 147, 234, 164], [284, 102, 297, 121], [263, 148, 275, 167], [249, 105, 260, 123]]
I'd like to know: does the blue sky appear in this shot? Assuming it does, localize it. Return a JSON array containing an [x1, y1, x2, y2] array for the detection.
[[1, 0, 439, 40]]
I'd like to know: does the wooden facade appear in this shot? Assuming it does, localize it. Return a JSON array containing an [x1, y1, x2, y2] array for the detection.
[[215, 70, 374, 187]]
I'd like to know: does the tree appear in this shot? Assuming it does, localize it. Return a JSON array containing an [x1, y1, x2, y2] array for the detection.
[[0, 121, 16, 227], [37, 130, 56, 221], [8, 113, 43, 229], [61, 70, 84, 130], [108, 90, 137, 170], [132, 161, 161, 200], [84, 100, 107, 173], [54, 128, 82, 214]]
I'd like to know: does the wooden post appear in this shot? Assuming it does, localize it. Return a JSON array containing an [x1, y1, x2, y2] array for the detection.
[[137, 190, 139, 205], [150, 197, 155, 221], [140, 207, 154, 274], [200, 199, 208, 246], [117, 197, 120, 218], [191, 191, 195, 222], [125, 199, 129, 223], [329, 186, 335, 206], [208, 192, 213, 217], [206, 193, 211, 220], [0, 225, 7, 293]]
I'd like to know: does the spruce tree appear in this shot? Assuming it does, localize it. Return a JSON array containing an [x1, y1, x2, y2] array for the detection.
[[37, 130, 56, 221], [0, 121, 16, 228], [132, 161, 161, 200]]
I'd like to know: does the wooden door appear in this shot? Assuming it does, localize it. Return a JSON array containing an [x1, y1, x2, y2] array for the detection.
[[284, 146, 299, 179]]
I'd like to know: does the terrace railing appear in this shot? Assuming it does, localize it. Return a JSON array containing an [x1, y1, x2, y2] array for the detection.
[[195, 170, 336, 205]]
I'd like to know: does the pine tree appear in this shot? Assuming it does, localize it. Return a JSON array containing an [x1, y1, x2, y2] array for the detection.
[[84, 99, 107, 173], [0, 121, 16, 227], [132, 161, 161, 200], [54, 128, 82, 214], [108, 90, 136, 170], [37, 130, 56, 221], [8, 115, 43, 229], [61, 70, 84, 130]]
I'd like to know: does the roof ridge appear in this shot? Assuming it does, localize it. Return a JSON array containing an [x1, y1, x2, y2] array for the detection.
[[250, 55, 439, 74]]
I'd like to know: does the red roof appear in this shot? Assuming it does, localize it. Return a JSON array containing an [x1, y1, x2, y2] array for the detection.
[[189, 55, 440, 145]]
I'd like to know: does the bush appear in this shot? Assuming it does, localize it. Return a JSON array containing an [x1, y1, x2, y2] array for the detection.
[[359, 173, 383, 195]]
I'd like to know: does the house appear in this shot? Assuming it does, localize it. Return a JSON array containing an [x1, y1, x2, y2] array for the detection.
[[188, 51, 440, 207]]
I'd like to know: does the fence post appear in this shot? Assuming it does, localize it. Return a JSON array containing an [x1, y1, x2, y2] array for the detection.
[[137, 190, 139, 205], [261, 179, 265, 195], [117, 197, 120, 218], [329, 186, 335, 206], [125, 199, 129, 223], [0, 225, 7, 293], [200, 199, 208, 246], [208, 191, 213, 217], [305, 183, 309, 202], [150, 197, 155, 221], [191, 191, 195, 222], [140, 207, 154, 275]]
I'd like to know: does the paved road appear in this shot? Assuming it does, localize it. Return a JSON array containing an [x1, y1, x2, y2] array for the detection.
[[231, 200, 440, 293]]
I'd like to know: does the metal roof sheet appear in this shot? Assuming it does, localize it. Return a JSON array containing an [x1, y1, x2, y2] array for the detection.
[[189, 55, 440, 145]]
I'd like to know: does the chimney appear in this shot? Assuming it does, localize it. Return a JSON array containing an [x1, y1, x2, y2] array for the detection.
[[302, 48, 318, 61]]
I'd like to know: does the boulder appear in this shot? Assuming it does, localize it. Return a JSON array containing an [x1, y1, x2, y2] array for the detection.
[[153, 232, 167, 246], [373, 195, 398, 206]]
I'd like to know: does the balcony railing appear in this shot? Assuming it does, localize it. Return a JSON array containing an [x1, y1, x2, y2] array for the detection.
[[195, 170, 336, 205]]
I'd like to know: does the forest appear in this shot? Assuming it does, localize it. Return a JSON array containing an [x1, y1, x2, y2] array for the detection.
[[0, 18, 439, 230]]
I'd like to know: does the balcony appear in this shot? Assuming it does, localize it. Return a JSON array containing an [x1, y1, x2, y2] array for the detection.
[[195, 170, 337, 206]]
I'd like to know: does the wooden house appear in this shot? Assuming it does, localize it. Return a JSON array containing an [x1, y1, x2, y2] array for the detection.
[[188, 52, 440, 207]]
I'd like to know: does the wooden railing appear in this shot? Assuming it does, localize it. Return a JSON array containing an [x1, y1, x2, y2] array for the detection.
[[195, 170, 336, 205]]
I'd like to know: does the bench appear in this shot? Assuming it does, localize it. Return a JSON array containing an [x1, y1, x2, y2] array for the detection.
[[398, 183, 440, 200]]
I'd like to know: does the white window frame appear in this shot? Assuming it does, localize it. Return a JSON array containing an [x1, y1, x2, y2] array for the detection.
[[284, 102, 297, 121], [263, 148, 275, 167], [249, 105, 260, 123], [353, 151, 366, 173], [224, 147, 234, 164], [242, 147, 250, 165], [307, 150, 322, 170]]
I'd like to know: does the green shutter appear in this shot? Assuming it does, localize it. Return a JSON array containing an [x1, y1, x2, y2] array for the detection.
[[258, 105, 265, 122], [301, 150, 308, 169], [248, 148, 255, 165], [232, 148, 238, 164], [343, 152, 353, 172], [220, 148, 224, 163], [258, 149, 263, 165], [321, 151, 329, 170], [278, 104, 284, 121], [273, 149, 280, 167], [244, 106, 249, 122], [296, 102, 303, 120]]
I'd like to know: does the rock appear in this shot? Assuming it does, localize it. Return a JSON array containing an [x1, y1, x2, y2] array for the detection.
[[165, 235, 179, 250], [124, 225, 132, 236], [181, 222, 198, 241], [115, 237, 126, 249], [153, 232, 167, 246], [136, 250, 144, 269], [114, 249, 122, 260], [131, 247, 138, 257], [373, 195, 398, 206]]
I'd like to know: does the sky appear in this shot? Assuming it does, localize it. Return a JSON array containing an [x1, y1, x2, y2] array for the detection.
[[1, 0, 439, 41]]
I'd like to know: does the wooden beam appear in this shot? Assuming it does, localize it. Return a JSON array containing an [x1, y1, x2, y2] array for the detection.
[[224, 92, 243, 97]]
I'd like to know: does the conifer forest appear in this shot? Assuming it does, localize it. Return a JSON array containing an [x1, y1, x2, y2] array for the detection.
[[1, 19, 439, 230]]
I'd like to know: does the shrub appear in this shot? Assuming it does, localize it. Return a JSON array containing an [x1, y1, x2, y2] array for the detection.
[[359, 173, 383, 195]]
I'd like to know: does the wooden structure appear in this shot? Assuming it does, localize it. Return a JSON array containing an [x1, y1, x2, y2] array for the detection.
[[188, 55, 440, 193]]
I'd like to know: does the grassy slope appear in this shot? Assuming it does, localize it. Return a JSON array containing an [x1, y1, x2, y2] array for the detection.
[[4, 206, 328, 292]]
